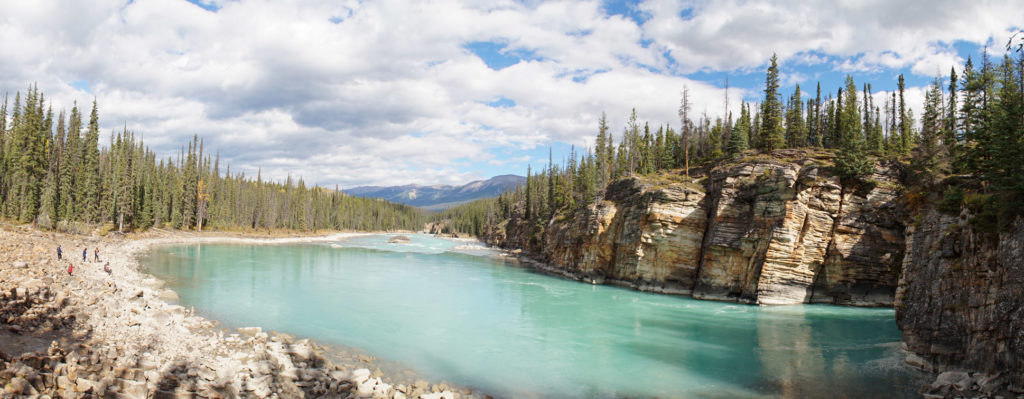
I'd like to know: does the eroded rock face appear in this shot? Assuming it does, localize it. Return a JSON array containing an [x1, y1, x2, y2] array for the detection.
[[542, 178, 707, 294], [486, 154, 906, 306], [896, 212, 1024, 390]]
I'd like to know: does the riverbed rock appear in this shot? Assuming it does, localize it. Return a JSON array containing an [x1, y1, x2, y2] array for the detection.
[[388, 235, 411, 244], [0, 229, 480, 399]]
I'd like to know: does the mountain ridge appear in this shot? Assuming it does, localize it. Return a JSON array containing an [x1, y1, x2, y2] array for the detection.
[[345, 174, 525, 210]]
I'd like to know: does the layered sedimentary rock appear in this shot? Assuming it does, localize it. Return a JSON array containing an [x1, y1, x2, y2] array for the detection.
[[486, 152, 905, 306], [896, 211, 1024, 391], [542, 178, 707, 294]]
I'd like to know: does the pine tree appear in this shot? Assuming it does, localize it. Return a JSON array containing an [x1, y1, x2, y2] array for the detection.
[[726, 102, 750, 157], [785, 84, 805, 148], [835, 76, 872, 180], [865, 84, 883, 154], [678, 86, 691, 177], [897, 74, 912, 156], [595, 112, 610, 188], [913, 77, 946, 185], [945, 67, 960, 170], [707, 118, 724, 159], [60, 103, 81, 221], [625, 108, 640, 175], [760, 54, 785, 151], [81, 99, 101, 222]]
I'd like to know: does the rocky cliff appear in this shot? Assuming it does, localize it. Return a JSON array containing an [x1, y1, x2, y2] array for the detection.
[[486, 151, 905, 306], [896, 210, 1024, 392], [483, 151, 1024, 393]]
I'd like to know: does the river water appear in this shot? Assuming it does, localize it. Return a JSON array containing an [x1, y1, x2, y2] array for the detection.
[[139, 233, 925, 398]]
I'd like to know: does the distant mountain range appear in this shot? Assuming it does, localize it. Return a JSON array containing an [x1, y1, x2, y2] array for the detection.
[[344, 174, 525, 210]]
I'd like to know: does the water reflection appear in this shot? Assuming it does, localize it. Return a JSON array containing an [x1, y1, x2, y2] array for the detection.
[[139, 237, 925, 398]]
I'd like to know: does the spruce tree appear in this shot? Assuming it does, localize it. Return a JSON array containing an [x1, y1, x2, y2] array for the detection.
[[835, 76, 872, 180], [678, 86, 691, 177], [898, 74, 912, 156], [60, 104, 81, 220], [81, 99, 101, 222], [945, 67, 960, 170], [913, 77, 946, 185], [595, 112, 610, 187], [760, 54, 785, 151], [785, 84, 805, 148], [726, 102, 750, 157]]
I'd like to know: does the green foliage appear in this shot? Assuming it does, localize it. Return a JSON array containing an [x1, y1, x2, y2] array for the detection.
[[760, 54, 785, 151], [0, 89, 426, 232], [726, 103, 750, 157], [938, 185, 965, 215], [834, 76, 873, 181]]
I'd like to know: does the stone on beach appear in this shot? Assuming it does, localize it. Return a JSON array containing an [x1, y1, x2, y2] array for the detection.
[[0, 229, 470, 399]]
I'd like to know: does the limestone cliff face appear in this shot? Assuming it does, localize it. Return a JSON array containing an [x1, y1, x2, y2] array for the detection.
[[485, 154, 905, 306], [896, 211, 1024, 388]]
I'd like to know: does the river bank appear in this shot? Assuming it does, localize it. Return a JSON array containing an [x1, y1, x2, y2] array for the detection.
[[0, 225, 473, 398]]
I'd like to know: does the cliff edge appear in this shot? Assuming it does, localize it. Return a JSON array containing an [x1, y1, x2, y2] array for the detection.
[[485, 150, 905, 307]]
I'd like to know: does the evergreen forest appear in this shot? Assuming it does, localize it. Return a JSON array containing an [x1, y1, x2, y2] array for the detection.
[[0, 88, 425, 233], [437, 48, 1024, 237]]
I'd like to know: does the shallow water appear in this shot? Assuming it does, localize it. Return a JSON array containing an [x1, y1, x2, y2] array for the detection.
[[139, 233, 926, 398]]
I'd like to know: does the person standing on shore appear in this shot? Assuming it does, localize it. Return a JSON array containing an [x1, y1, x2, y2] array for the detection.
[[104, 262, 111, 275], [82, 248, 87, 262], [68, 264, 74, 276], [94, 247, 100, 262], [57, 245, 62, 260]]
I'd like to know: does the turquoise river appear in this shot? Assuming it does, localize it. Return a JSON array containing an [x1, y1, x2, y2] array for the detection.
[[139, 233, 926, 398]]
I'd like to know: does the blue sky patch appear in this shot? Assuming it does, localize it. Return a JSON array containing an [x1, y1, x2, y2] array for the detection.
[[185, 0, 220, 12], [70, 79, 91, 93], [485, 97, 516, 108], [464, 41, 543, 70], [602, 0, 649, 25]]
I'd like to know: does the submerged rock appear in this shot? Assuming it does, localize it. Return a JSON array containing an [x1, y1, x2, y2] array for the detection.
[[388, 235, 412, 244]]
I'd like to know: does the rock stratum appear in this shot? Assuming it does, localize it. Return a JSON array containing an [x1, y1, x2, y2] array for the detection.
[[487, 151, 904, 307], [483, 150, 1023, 394]]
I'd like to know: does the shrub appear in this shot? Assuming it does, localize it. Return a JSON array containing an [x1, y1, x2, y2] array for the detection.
[[938, 186, 965, 215]]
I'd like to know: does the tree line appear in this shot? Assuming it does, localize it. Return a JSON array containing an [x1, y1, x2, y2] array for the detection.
[[438, 47, 1024, 236], [0, 86, 426, 233]]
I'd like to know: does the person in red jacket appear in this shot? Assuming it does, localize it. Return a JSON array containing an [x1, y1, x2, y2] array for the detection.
[[67, 264, 74, 276], [104, 262, 111, 275]]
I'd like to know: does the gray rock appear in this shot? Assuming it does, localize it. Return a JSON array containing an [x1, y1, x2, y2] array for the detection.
[[4, 377, 32, 395], [119, 379, 148, 399], [351, 368, 371, 384], [247, 374, 273, 397], [388, 235, 411, 243], [932, 371, 971, 391], [978, 372, 1006, 394], [238, 326, 262, 336]]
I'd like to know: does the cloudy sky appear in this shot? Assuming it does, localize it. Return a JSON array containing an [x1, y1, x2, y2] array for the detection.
[[0, 0, 1020, 188]]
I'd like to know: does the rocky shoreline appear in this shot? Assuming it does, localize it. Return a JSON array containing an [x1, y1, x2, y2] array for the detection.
[[0, 226, 475, 399]]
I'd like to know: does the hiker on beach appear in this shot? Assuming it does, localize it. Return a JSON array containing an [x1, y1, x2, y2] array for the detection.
[[82, 248, 87, 262], [57, 245, 62, 260], [68, 264, 74, 276], [104, 262, 111, 275], [94, 247, 100, 262]]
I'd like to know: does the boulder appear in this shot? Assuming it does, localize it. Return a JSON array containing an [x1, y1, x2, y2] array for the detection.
[[4, 377, 32, 395], [932, 371, 971, 391], [388, 235, 411, 244]]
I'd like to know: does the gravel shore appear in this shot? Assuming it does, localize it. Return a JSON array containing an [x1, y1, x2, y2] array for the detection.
[[0, 226, 475, 399]]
